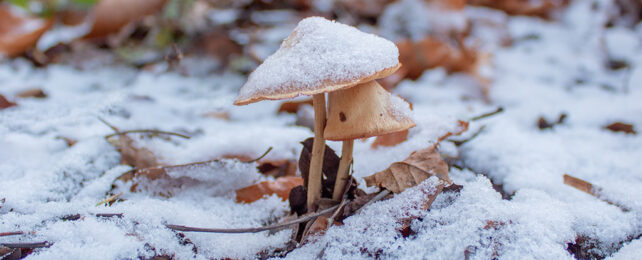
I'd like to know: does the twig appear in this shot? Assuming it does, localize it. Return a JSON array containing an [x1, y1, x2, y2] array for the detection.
[[355, 190, 391, 214], [328, 199, 348, 226], [105, 130, 190, 139], [244, 147, 273, 163], [97, 117, 119, 132], [0, 232, 23, 237], [166, 204, 340, 233], [96, 192, 123, 206], [1, 242, 51, 248], [95, 213, 124, 218], [449, 125, 486, 146], [563, 174, 629, 212], [470, 107, 504, 121]]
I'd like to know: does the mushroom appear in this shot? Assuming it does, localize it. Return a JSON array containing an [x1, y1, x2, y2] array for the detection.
[[234, 17, 399, 210], [325, 80, 415, 200]]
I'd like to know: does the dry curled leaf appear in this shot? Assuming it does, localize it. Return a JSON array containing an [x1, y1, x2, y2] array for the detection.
[[605, 122, 636, 134], [437, 120, 470, 143], [299, 138, 340, 198], [0, 6, 53, 57], [85, 0, 168, 39], [0, 95, 16, 109], [364, 145, 451, 193], [17, 88, 47, 98], [235, 176, 303, 203], [396, 37, 478, 80]]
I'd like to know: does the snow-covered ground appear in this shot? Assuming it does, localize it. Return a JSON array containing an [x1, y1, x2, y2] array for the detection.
[[1, 1, 641, 259]]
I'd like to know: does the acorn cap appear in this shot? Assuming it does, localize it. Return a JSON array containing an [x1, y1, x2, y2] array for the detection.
[[234, 17, 400, 106], [324, 81, 415, 141]]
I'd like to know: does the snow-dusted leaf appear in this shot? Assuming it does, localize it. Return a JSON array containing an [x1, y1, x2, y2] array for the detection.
[[116, 134, 160, 168], [364, 145, 451, 193], [235, 176, 303, 203]]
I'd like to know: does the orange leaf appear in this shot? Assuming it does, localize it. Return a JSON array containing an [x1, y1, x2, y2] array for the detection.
[[0, 6, 53, 57], [467, 0, 566, 18], [84, 0, 167, 39], [605, 122, 636, 135], [235, 177, 304, 203]]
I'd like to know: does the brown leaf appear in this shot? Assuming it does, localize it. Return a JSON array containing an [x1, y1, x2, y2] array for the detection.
[[0, 95, 16, 109], [277, 99, 313, 114], [17, 88, 46, 98], [299, 138, 340, 198], [203, 111, 230, 120], [84, 0, 168, 39], [235, 177, 304, 203], [364, 146, 451, 193], [467, 0, 567, 18], [371, 130, 409, 148], [336, 0, 396, 17], [396, 37, 478, 80], [56, 136, 78, 147], [437, 120, 470, 143], [0, 6, 53, 57], [117, 134, 159, 168], [257, 159, 298, 178], [397, 181, 445, 237], [605, 122, 636, 134]]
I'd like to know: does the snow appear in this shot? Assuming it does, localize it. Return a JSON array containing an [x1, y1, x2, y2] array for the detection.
[[0, 0, 641, 258], [236, 16, 399, 103]]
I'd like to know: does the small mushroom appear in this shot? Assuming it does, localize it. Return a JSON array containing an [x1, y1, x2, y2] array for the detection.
[[325, 80, 415, 200], [234, 17, 399, 210]]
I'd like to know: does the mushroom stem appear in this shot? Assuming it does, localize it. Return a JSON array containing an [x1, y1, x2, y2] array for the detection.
[[332, 139, 353, 201], [308, 93, 327, 210]]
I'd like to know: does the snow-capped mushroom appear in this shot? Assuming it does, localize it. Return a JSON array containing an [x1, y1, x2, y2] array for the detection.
[[234, 16, 400, 210], [325, 80, 415, 200]]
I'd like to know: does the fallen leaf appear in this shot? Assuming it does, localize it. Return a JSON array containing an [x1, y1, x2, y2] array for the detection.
[[437, 120, 470, 143], [299, 137, 340, 198], [56, 136, 78, 147], [193, 29, 242, 66], [288, 185, 307, 215], [17, 88, 46, 98], [84, 0, 168, 39], [371, 129, 409, 148], [397, 182, 444, 237], [235, 177, 304, 203], [0, 6, 53, 57], [0, 95, 16, 109], [605, 122, 636, 134], [537, 113, 567, 130], [278, 99, 313, 114], [257, 159, 298, 178], [203, 111, 230, 120], [467, 0, 566, 18], [336, 0, 396, 17], [364, 145, 451, 193], [396, 37, 478, 80], [116, 134, 159, 168]]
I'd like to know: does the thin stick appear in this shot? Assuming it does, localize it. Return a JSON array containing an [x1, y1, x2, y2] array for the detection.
[[450, 125, 486, 146], [563, 174, 629, 212], [470, 107, 503, 121], [96, 192, 123, 206], [1, 242, 51, 248], [105, 130, 190, 139], [308, 93, 327, 210], [97, 116, 119, 132], [328, 199, 348, 224], [244, 147, 273, 163], [0, 232, 23, 237], [355, 190, 391, 214], [166, 204, 340, 233], [332, 140, 354, 201]]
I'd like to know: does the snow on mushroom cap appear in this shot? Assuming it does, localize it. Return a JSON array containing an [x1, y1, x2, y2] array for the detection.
[[235, 16, 400, 105]]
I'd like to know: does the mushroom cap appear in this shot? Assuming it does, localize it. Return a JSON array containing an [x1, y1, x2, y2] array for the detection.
[[234, 16, 400, 106], [324, 81, 415, 141]]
